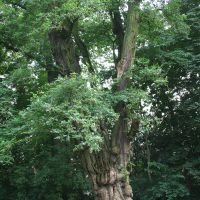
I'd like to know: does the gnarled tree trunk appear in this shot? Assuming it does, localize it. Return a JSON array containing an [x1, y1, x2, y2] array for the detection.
[[82, 115, 134, 200]]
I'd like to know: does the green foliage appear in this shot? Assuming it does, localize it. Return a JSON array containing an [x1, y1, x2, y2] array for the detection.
[[143, 162, 189, 200], [12, 76, 117, 152], [0, 79, 16, 164], [133, 1, 200, 200], [0, 0, 199, 199], [9, 67, 47, 109], [0, 138, 91, 200], [133, 57, 167, 87], [0, 81, 16, 124]]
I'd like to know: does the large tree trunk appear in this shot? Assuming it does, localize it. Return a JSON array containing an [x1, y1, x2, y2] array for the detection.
[[82, 115, 134, 200], [82, 150, 133, 200], [82, 2, 140, 199]]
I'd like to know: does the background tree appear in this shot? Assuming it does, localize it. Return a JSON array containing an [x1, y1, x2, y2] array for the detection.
[[132, 1, 200, 199]]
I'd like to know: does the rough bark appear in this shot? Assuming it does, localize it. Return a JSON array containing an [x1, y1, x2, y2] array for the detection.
[[48, 20, 81, 76], [109, 6, 124, 66], [82, 149, 133, 200], [82, 119, 139, 200], [116, 2, 139, 79]]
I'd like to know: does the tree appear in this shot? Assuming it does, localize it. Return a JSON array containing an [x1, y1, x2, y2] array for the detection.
[[132, 0, 200, 199], [0, 0, 187, 199]]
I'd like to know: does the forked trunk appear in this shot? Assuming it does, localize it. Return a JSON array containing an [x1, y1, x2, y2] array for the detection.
[[82, 2, 140, 199], [49, 1, 140, 199]]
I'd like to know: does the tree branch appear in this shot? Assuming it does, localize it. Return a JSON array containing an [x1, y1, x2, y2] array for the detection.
[[73, 25, 94, 73], [116, 1, 140, 80], [109, 6, 124, 66]]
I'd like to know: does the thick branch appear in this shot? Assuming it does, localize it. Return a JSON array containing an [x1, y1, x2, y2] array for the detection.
[[111, 0, 140, 173], [48, 20, 81, 76], [116, 2, 139, 79], [109, 7, 124, 65]]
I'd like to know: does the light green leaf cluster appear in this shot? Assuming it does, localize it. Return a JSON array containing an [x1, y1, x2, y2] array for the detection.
[[133, 57, 167, 87], [0, 140, 14, 165], [12, 76, 117, 152], [163, 0, 188, 34], [0, 82, 16, 123]]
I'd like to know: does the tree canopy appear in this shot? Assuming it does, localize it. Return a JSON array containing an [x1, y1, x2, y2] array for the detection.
[[0, 0, 199, 200]]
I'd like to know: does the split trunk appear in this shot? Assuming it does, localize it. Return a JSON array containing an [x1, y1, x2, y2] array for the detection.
[[49, 2, 140, 199]]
